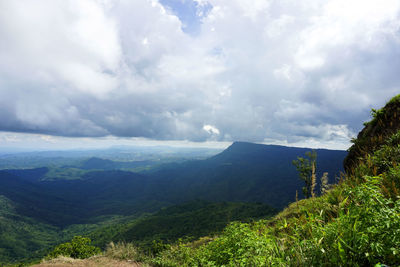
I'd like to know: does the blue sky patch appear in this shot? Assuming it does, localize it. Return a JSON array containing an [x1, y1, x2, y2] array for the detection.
[[159, 0, 212, 35]]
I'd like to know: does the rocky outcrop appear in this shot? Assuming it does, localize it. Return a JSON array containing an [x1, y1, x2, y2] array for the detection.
[[344, 95, 400, 172]]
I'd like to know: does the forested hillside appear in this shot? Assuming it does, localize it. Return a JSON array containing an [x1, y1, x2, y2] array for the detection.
[[89, 201, 277, 250]]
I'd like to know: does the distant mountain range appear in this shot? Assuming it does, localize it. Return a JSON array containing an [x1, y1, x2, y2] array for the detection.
[[78, 157, 155, 170], [0, 141, 346, 226]]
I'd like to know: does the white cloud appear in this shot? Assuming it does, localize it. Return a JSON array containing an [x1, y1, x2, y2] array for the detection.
[[0, 0, 399, 149], [295, 0, 400, 70], [0, 0, 121, 98], [203, 124, 220, 135]]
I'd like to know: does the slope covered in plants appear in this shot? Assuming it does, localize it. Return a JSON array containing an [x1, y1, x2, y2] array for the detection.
[[89, 200, 276, 250], [0, 195, 61, 264], [344, 94, 400, 172]]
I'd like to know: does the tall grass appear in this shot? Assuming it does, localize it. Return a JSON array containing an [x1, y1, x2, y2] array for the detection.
[[104, 242, 141, 261]]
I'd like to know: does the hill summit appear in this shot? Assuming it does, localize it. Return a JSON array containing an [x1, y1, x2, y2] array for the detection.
[[150, 141, 346, 209]]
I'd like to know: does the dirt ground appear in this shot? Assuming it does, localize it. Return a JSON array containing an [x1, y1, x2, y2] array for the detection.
[[31, 256, 143, 267]]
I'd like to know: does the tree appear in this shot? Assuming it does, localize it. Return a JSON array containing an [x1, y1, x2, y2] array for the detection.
[[292, 150, 317, 198]]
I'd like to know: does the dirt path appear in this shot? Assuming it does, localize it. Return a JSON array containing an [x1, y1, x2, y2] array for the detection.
[[31, 256, 143, 267]]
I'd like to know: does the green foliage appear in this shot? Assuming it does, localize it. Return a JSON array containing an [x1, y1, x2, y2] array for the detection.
[[46, 236, 100, 260], [151, 239, 195, 267], [154, 222, 279, 267], [280, 175, 400, 266], [148, 174, 400, 266], [386, 94, 400, 106], [90, 201, 276, 250], [43, 167, 87, 180], [0, 195, 62, 264], [292, 150, 317, 198], [193, 222, 285, 266], [371, 108, 385, 120], [151, 240, 171, 255]]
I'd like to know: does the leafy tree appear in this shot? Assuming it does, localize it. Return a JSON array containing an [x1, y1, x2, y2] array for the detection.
[[47, 236, 100, 259], [292, 150, 317, 198]]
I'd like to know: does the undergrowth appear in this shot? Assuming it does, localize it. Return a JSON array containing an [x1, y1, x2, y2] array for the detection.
[[147, 173, 400, 266]]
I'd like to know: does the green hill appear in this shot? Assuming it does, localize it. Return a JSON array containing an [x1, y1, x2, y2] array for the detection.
[[146, 143, 346, 209], [344, 94, 400, 172], [0, 195, 61, 264]]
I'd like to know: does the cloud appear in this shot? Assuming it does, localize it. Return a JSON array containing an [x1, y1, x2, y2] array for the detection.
[[0, 0, 399, 149], [203, 124, 220, 135]]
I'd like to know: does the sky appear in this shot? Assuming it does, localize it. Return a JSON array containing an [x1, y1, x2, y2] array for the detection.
[[0, 0, 399, 151]]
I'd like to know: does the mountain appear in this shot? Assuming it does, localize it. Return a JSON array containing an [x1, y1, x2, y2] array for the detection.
[[0, 170, 83, 226], [147, 142, 347, 209], [80, 157, 118, 170], [0, 143, 346, 226], [0, 146, 222, 170]]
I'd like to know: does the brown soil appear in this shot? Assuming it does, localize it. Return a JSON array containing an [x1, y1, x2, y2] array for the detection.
[[31, 256, 143, 267]]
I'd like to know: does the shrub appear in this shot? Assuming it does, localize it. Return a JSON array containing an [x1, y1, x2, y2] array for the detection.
[[153, 240, 195, 267], [47, 236, 100, 259], [285, 175, 400, 266]]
